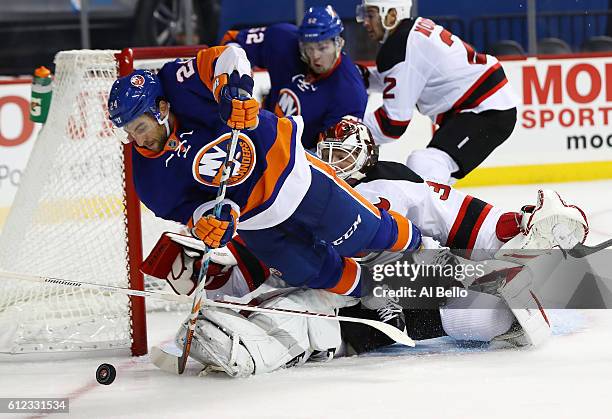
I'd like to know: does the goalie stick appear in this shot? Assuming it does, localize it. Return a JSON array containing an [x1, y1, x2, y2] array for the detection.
[[0, 270, 415, 364], [568, 238, 612, 258]]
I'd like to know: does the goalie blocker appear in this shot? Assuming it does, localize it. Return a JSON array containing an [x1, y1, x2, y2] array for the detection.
[[141, 232, 269, 298]]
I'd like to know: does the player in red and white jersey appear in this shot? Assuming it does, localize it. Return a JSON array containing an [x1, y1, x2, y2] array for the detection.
[[316, 118, 588, 352], [317, 120, 588, 258], [356, 0, 519, 183]]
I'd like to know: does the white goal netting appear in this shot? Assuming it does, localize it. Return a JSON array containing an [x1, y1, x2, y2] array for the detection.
[[0, 50, 186, 356]]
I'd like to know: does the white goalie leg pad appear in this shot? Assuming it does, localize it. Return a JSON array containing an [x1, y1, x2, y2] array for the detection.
[[497, 267, 552, 346], [248, 289, 347, 366], [176, 309, 254, 377], [176, 307, 293, 377], [178, 289, 348, 377], [440, 290, 515, 342], [482, 248, 586, 346]]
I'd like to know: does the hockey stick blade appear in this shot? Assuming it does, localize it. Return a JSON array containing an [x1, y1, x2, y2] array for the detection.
[[568, 238, 612, 258], [341, 317, 414, 347], [151, 345, 181, 374], [202, 298, 415, 348]]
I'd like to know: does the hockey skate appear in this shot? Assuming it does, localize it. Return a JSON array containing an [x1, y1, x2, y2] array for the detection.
[[339, 298, 407, 354], [491, 320, 531, 348]]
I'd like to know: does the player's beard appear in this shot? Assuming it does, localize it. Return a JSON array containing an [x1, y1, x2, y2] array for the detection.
[[147, 140, 164, 153], [149, 123, 171, 152]]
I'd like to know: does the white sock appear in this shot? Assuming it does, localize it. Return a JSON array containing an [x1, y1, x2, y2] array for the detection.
[[406, 148, 459, 184]]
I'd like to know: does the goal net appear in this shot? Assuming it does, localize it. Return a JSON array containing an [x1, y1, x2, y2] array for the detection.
[[0, 47, 205, 357]]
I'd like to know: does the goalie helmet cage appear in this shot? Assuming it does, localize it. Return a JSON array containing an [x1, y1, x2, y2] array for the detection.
[[0, 46, 207, 358]]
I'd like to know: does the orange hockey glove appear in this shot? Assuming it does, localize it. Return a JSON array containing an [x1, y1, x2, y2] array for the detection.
[[217, 70, 259, 130], [192, 202, 239, 249]]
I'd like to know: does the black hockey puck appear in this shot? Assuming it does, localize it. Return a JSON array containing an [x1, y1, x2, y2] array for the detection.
[[96, 363, 116, 385]]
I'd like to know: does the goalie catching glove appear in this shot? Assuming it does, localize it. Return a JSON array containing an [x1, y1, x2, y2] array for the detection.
[[216, 69, 259, 130], [496, 189, 589, 261], [141, 232, 238, 296], [192, 199, 239, 249]]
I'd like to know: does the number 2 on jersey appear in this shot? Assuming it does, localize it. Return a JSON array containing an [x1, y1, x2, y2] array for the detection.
[[383, 77, 396, 99], [176, 60, 195, 82]]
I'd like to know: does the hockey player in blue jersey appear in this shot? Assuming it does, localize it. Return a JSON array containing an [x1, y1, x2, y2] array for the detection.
[[220, 5, 368, 149], [107, 44, 421, 299]]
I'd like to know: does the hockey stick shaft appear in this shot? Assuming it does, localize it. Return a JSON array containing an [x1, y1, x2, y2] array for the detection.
[[179, 128, 242, 373], [568, 238, 612, 258], [0, 269, 414, 347], [0, 270, 187, 302]]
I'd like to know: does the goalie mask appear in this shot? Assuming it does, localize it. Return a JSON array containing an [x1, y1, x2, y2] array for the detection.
[[316, 119, 379, 179], [298, 5, 345, 74]]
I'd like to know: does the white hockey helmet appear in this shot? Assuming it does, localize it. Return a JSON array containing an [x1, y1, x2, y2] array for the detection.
[[356, 0, 413, 31], [316, 118, 379, 179]]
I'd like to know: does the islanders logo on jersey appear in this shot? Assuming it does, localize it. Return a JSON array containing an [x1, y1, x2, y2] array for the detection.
[[291, 74, 317, 92], [274, 88, 301, 117], [130, 74, 145, 87], [192, 133, 256, 187]]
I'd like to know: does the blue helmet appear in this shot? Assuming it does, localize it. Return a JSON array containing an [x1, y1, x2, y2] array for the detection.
[[299, 5, 344, 43], [107, 69, 164, 128]]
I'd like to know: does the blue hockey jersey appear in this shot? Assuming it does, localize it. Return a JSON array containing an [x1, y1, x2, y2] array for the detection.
[[222, 23, 368, 149], [131, 46, 312, 231]]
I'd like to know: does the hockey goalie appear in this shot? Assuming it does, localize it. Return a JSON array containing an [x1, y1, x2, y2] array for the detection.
[[141, 120, 589, 378]]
